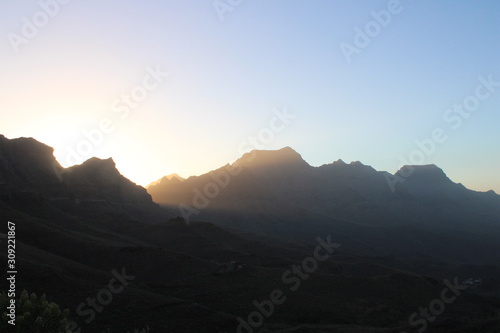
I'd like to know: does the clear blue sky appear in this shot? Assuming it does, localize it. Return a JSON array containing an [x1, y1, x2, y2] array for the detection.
[[1, 0, 499, 192]]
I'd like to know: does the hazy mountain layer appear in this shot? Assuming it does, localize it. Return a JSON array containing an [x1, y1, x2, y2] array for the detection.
[[148, 147, 500, 266]]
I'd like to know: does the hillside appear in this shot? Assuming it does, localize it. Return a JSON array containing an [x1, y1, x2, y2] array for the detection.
[[1, 136, 500, 332], [148, 147, 500, 265]]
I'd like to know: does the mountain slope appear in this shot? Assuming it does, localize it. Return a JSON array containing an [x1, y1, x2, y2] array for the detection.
[[148, 147, 500, 266], [0, 135, 168, 223], [2, 137, 500, 332]]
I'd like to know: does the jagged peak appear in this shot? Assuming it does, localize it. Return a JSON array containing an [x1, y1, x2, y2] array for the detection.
[[147, 173, 184, 188], [0, 135, 55, 155], [0, 135, 63, 186], [322, 158, 376, 173], [65, 157, 122, 181], [166, 173, 185, 181], [80, 157, 116, 167]]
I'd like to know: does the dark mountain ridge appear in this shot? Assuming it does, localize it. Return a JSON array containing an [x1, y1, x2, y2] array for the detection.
[[2, 135, 500, 332], [148, 146, 500, 266], [0, 135, 165, 223]]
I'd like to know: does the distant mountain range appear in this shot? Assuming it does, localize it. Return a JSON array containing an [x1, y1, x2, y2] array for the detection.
[[148, 146, 500, 263], [147, 173, 185, 188], [1, 135, 500, 332]]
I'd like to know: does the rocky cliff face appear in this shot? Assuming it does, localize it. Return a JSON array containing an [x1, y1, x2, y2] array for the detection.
[[63, 157, 153, 205], [0, 135, 166, 222], [0, 135, 64, 189]]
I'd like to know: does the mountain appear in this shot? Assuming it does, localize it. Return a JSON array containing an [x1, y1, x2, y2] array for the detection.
[[148, 147, 500, 265], [0, 135, 166, 223], [0, 134, 65, 193], [2, 136, 500, 332], [147, 173, 185, 188], [235, 146, 311, 171]]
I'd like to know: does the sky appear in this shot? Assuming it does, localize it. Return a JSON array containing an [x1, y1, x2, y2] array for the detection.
[[0, 0, 499, 192]]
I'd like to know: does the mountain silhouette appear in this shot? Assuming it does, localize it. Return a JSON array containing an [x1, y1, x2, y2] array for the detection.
[[147, 173, 185, 188], [2, 135, 500, 332], [148, 147, 500, 264], [0, 135, 165, 223], [234, 146, 311, 171]]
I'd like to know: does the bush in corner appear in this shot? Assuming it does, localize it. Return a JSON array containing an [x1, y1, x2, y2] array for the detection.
[[1, 290, 72, 333]]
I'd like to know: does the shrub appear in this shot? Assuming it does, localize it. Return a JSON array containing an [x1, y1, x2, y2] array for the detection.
[[1, 290, 72, 333]]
